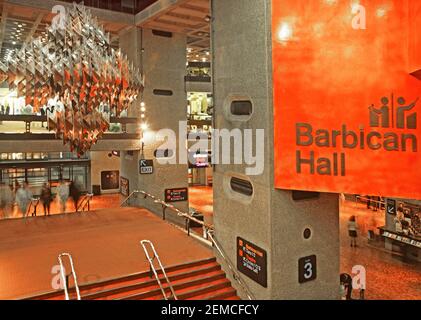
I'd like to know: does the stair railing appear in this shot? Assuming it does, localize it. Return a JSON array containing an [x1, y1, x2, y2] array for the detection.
[[140, 240, 178, 300], [121, 190, 213, 237], [57, 253, 81, 300], [206, 230, 255, 300], [126, 190, 255, 300], [76, 193, 93, 212]]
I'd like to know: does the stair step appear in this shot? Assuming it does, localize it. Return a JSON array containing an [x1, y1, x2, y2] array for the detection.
[[22, 256, 240, 301], [82, 263, 221, 300], [118, 274, 229, 300], [93, 270, 225, 300], [26, 257, 216, 300], [187, 287, 238, 300]]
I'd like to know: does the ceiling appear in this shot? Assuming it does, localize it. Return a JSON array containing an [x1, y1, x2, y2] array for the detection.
[[0, 0, 134, 63], [60, 0, 159, 15], [136, 0, 211, 62], [0, 0, 211, 64]]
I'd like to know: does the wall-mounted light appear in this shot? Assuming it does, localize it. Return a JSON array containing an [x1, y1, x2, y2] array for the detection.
[[277, 22, 293, 42]]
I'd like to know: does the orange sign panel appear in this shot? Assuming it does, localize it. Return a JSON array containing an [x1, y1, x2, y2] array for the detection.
[[273, 0, 421, 199]]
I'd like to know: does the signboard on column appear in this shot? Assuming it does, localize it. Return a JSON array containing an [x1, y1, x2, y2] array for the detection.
[[272, 0, 421, 199], [237, 237, 267, 288]]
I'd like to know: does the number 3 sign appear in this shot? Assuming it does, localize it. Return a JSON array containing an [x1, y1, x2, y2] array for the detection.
[[299, 255, 317, 284]]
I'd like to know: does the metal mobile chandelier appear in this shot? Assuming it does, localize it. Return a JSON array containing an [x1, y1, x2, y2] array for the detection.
[[0, 3, 144, 156]]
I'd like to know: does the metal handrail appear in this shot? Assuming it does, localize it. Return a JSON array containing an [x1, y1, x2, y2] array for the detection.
[[123, 190, 255, 300], [140, 240, 177, 300], [57, 253, 81, 300], [121, 190, 139, 207], [77, 193, 93, 212], [206, 230, 255, 300], [355, 196, 385, 207], [121, 190, 213, 231]]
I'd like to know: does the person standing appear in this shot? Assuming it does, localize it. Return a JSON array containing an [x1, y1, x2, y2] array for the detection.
[[348, 215, 358, 247], [0, 183, 6, 219], [57, 180, 69, 213], [366, 196, 371, 210], [69, 181, 81, 212], [40, 183, 52, 216], [16, 182, 32, 218]]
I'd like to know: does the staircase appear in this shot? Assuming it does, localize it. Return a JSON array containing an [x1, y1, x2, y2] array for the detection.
[[24, 257, 240, 300]]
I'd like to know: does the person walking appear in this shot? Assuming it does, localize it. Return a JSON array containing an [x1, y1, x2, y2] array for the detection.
[[69, 181, 81, 212], [57, 180, 69, 213], [348, 215, 359, 247], [0, 183, 6, 219], [16, 182, 32, 218], [40, 183, 52, 216]]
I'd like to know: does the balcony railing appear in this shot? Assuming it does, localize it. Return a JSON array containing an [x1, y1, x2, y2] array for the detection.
[[0, 115, 140, 137]]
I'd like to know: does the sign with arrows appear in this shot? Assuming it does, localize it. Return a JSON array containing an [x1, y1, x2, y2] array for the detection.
[[139, 159, 154, 174], [387, 199, 397, 215]]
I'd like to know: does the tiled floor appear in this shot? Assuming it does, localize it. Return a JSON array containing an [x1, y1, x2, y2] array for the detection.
[[340, 200, 421, 300], [189, 186, 213, 225]]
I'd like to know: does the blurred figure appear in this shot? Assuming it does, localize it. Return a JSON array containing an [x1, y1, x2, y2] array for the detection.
[[0, 183, 6, 219], [1, 184, 14, 219], [57, 180, 69, 213], [366, 196, 371, 210], [69, 181, 81, 212], [16, 182, 32, 218], [348, 215, 359, 247], [40, 183, 52, 216]]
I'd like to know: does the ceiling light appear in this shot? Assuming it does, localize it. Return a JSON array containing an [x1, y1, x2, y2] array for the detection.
[[141, 123, 148, 131]]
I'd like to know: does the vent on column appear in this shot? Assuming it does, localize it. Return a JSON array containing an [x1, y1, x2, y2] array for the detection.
[[230, 177, 253, 196], [153, 89, 173, 96], [231, 100, 252, 116], [152, 30, 173, 38], [292, 191, 320, 201]]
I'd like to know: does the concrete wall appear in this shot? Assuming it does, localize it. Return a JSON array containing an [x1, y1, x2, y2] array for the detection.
[[212, 0, 340, 300], [90, 151, 121, 194], [119, 27, 189, 220], [138, 28, 189, 220]]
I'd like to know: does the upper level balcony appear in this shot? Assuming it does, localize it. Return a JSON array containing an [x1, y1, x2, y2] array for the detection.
[[0, 115, 142, 153]]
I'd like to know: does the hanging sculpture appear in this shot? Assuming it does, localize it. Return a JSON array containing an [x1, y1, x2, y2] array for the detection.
[[0, 3, 144, 156]]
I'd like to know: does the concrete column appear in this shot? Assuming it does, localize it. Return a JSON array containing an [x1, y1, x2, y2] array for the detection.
[[119, 27, 142, 197], [119, 27, 189, 218], [212, 0, 340, 300]]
